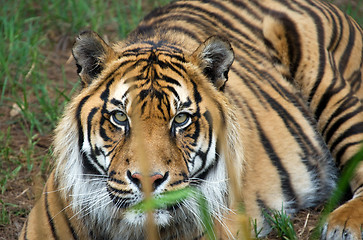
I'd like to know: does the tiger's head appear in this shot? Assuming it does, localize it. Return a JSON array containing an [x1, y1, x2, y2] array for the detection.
[[54, 31, 244, 239]]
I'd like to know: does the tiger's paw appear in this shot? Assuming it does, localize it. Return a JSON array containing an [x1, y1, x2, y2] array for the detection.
[[321, 197, 363, 240]]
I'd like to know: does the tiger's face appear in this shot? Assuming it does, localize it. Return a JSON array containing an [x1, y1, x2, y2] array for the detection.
[[55, 31, 240, 238]]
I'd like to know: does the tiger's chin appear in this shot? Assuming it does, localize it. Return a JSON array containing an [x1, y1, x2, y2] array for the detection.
[[123, 209, 172, 227], [96, 205, 201, 240]]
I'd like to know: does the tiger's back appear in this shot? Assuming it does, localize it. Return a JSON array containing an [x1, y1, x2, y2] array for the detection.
[[20, 0, 363, 239], [134, 0, 363, 234]]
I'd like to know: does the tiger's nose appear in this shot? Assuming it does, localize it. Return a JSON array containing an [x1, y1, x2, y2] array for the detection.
[[127, 171, 169, 191]]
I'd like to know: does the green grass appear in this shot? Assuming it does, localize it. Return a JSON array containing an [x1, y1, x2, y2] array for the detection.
[[0, 0, 363, 238], [332, 0, 363, 25], [263, 207, 298, 240]]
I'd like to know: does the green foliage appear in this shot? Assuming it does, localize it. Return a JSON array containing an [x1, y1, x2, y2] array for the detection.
[[130, 187, 217, 239], [0, 200, 28, 226], [131, 187, 194, 212], [251, 218, 262, 238], [263, 207, 298, 240], [195, 191, 216, 240], [0, 200, 13, 226], [0, 128, 21, 194], [332, 0, 363, 26]]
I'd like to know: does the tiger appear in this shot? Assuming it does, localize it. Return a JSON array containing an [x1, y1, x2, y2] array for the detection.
[[20, 0, 363, 239]]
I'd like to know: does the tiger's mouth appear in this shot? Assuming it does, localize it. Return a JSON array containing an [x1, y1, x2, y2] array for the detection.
[[106, 185, 187, 227], [107, 186, 137, 209], [106, 183, 188, 210], [106, 179, 192, 217]]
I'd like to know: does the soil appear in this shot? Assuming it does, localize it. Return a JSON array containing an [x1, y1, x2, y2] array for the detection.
[[0, 44, 79, 239]]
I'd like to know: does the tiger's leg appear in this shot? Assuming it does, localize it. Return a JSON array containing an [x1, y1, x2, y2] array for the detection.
[[262, 5, 363, 239], [19, 171, 87, 240]]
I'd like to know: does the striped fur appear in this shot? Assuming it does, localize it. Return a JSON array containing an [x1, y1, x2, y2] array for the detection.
[[20, 0, 363, 239]]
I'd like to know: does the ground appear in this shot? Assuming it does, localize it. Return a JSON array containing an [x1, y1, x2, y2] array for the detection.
[[0, 49, 78, 239]]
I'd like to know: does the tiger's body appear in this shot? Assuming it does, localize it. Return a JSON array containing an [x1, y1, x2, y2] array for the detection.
[[20, 0, 363, 239]]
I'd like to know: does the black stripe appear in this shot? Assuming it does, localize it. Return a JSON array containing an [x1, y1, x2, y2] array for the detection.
[[169, 178, 188, 187], [353, 184, 363, 196], [257, 197, 270, 216], [235, 58, 324, 161], [191, 79, 202, 105], [44, 186, 59, 240], [275, 0, 305, 13], [87, 107, 99, 144], [99, 116, 113, 142], [100, 77, 115, 101], [247, 104, 298, 208], [77, 98, 104, 175], [63, 210, 79, 240], [338, 17, 356, 73], [330, 5, 344, 53], [76, 95, 90, 167], [205, 0, 261, 37], [330, 122, 363, 164], [335, 141, 363, 167], [269, 102, 328, 195], [229, 67, 268, 108], [159, 26, 201, 42], [230, 0, 262, 19], [160, 76, 181, 87], [322, 96, 359, 136], [232, 53, 327, 180], [324, 2, 340, 52], [90, 59, 134, 95], [110, 98, 124, 108], [107, 185, 132, 195], [148, 2, 253, 42], [109, 177, 126, 185], [314, 67, 340, 121], [160, 62, 187, 81], [100, 77, 118, 141], [283, 15, 301, 81], [139, 3, 269, 61], [348, 70, 362, 94], [86, 107, 107, 174], [325, 104, 362, 144], [142, 13, 215, 37], [262, 11, 302, 82], [190, 111, 215, 179], [81, 152, 103, 176], [191, 150, 220, 182], [166, 86, 180, 103], [296, 0, 326, 104]]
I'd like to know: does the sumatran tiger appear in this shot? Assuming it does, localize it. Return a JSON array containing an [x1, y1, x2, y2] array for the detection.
[[20, 0, 363, 239]]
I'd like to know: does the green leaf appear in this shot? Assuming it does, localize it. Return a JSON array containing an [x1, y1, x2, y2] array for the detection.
[[130, 187, 194, 212], [196, 191, 216, 240]]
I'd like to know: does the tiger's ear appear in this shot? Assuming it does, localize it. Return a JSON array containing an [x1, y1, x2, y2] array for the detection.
[[72, 31, 115, 87], [192, 36, 234, 91]]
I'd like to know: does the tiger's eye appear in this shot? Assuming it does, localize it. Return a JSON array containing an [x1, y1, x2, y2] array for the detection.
[[174, 113, 189, 125], [113, 111, 127, 124]]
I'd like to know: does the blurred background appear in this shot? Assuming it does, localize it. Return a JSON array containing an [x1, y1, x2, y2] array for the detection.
[[0, 0, 362, 239]]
